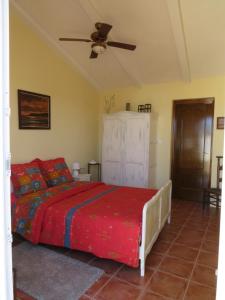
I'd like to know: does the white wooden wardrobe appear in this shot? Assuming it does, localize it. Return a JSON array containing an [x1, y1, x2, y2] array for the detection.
[[102, 111, 156, 188]]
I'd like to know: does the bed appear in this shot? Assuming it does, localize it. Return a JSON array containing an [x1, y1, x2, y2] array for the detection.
[[11, 158, 172, 276]]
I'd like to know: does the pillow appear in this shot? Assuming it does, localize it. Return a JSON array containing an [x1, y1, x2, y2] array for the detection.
[[11, 161, 47, 197], [38, 157, 73, 187]]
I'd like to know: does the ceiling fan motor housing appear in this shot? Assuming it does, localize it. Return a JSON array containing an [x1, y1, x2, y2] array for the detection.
[[91, 31, 106, 42], [92, 43, 106, 54], [95, 22, 102, 30]]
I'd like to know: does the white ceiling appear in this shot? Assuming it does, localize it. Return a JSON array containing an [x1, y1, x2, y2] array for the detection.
[[12, 0, 225, 90]]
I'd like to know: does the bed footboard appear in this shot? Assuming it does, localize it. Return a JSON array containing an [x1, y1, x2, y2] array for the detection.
[[139, 180, 172, 276]]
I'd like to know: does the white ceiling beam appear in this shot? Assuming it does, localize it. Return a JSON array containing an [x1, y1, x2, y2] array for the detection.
[[77, 0, 142, 88], [165, 0, 191, 82], [10, 0, 102, 90]]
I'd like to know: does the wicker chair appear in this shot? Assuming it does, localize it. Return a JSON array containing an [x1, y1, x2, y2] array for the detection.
[[203, 156, 223, 208]]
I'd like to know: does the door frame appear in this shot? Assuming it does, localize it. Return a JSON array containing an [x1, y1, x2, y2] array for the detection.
[[171, 97, 215, 199], [0, 0, 13, 299]]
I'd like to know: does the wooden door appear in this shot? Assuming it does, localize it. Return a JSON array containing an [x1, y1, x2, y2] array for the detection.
[[171, 98, 214, 201]]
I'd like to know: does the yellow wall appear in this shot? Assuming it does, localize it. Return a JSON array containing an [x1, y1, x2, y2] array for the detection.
[[99, 77, 225, 188], [10, 7, 225, 188], [10, 8, 99, 171]]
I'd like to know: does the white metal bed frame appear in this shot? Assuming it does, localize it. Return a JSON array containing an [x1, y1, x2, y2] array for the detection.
[[139, 180, 172, 276]]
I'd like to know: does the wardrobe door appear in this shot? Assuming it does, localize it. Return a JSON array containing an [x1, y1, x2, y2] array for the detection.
[[102, 117, 123, 185], [123, 116, 149, 187]]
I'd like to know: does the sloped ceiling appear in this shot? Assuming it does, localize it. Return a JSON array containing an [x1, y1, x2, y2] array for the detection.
[[11, 0, 225, 90]]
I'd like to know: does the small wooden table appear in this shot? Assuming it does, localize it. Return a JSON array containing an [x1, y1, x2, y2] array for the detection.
[[88, 162, 101, 181], [73, 173, 91, 182]]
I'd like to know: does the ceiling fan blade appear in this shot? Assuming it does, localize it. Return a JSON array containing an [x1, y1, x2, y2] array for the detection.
[[59, 38, 92, 42], [96, 23, 112, 37], [90, 51, 98, 59], [107, 41, 136, 51]]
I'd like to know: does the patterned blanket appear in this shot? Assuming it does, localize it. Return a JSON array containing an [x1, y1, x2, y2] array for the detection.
[[12, 181, 157, 267]]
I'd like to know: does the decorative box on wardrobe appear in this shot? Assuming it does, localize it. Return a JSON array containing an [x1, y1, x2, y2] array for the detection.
[[102, 111, 156, 188]]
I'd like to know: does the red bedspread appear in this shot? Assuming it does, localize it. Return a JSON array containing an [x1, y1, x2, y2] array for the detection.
[[12, 181, 157, 267]]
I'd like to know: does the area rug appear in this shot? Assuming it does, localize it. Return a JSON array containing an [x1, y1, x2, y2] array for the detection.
[[13, 242, 104, 300]]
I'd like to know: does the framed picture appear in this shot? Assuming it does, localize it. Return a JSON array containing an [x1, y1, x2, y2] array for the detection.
[[217, 117, 224, 130], [18, 90, 51, 129]]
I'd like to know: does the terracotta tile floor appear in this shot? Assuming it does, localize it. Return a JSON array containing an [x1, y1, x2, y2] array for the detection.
[[14, 199, 220, 300]]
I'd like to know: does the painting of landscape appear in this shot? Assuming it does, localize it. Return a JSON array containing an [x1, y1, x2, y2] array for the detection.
[[18, 90, 50, 129]]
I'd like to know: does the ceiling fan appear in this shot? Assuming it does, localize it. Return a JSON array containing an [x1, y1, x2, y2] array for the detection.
[[59, 22, 136, 59]]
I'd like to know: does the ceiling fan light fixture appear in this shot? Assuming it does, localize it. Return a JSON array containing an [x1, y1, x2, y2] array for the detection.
[[92, 43, 106, 54]]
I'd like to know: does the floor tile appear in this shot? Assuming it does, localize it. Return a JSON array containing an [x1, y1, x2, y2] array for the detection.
[[90, 257, 123, 275], [147, 271, 187, 299], [116, 265, 153, 287], [191, 264, 217, 287], [159, 256, 194, 279], [179, 229, 205, 238], [151, 241, 171, 255], [170, 220, 186, 227], [85, 274, 110, 297], [167, 244, 198, 262], [96, 277, 141, 300], [145, 252, 163, 270], [208, 221, 220, 230], [162, 223, 181, 234], [171, 214, 189, 221], [140, 291, 167, 299], [188, 216, 209, 224], [197, 251, 218, 268], [205, 230, 219, 242], [201, 240, 218, 253], [207, 208, 220, 217], [209, 217, 220, 224], [184, 282, 216, 300], [158, 231, 177, 243], [175, 234, 202, 249], [183, 222, 207, 231]]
